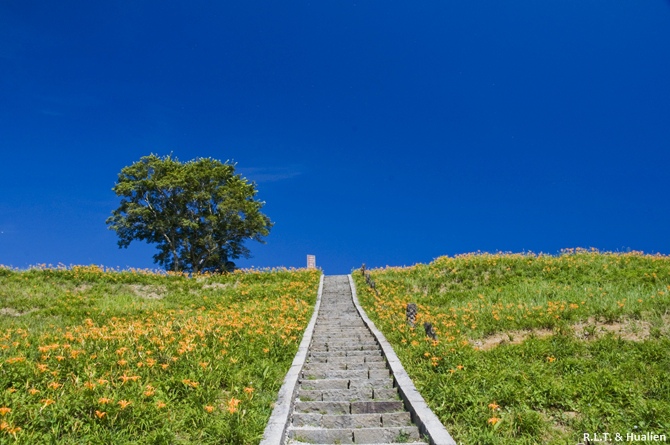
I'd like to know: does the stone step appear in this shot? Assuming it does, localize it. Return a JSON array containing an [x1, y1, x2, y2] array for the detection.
[[309, 346, 380, 353], [288, 443, 428, 445], [351, 401, 405, 414], [372, 388, 401, 400], [288, 428, 354, 444], [348, 378, 395, 390], [292, 412, 413, 428], [303, 369, 384, 380], [314, 324, 367, 328], [309, 350, 382, 358], [311, 336, 376, 342], [292, 413, 381, 428], [313, 327, 364, 330], [299, 379, 349, 390], [297, 388, 371, 402], [310, 343, 380, 351], [297, 387, 400, 402], [293, 400, 406, 416], [303, 362, 388, 373], [311, 337, 377, 343], [312, 332, 374, 337], [341, 362, 388, 370], [310, 344, 380, 352], [312, 332, 370, 337], [303, 362, 347, 371], [288, 426, 422, 444], [368, 368, 391, 379], [315, 320, 365, 323], [315, 315, 360, 318], [314, 321, 367, 325], [299, 378, 394, 391], [307, 355, 384, 364], [355, 427, 422, 444], [294, 401, 350, 415]]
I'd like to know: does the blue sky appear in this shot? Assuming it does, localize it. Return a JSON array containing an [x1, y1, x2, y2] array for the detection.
[[1, 1, 669, 275]]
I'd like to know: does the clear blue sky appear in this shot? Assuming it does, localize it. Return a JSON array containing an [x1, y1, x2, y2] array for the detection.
[[1, 1, 669, 275]]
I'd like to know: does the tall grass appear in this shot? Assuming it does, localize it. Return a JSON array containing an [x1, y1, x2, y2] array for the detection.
[[354, 249, 670, 444], [0, 265, 320, 444]]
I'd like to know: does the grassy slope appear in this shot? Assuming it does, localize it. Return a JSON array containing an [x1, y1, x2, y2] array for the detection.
[[354, 250, 670, 445], [0, 266, 320, 444]]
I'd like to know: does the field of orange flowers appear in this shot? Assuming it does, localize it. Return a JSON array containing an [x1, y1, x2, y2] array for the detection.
[[355, 249, 670, 445], [0, 265, 320, 444]]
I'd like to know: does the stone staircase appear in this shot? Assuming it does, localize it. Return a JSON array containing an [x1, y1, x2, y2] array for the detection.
[[285, 275, 428, 445]]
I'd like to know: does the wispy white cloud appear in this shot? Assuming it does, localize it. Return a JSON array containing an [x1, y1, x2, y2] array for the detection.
[[238, 166, 302, 183]]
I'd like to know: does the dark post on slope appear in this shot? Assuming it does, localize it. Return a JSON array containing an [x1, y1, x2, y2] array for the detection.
[[424, 322, 437, 340], [406, 303, 418, 328]]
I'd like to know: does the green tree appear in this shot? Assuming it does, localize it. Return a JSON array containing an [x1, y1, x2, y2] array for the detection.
[[106, 154, 273, 273]]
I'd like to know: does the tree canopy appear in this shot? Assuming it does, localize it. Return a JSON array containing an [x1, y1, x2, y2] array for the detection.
[[106, 154, 273, 273]]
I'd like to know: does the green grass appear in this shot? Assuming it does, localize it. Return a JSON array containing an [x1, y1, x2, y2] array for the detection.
[[0, 265, 321, 444], [354, 249, 670, 444]]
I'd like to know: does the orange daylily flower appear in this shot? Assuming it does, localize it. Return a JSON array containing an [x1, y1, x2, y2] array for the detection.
[[227, 397, 241, 414], [117, 400, 131, 409]]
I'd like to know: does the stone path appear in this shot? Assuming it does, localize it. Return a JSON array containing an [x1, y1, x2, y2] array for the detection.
[[285, 275, 428, 445]]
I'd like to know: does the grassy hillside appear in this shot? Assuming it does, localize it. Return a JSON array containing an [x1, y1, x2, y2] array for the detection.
[[0, 265, 320, 444], [354, 249, 670, 445]]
